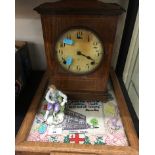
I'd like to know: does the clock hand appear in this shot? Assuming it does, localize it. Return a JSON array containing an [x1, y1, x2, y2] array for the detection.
[[77, 51, 95, 61], [77, 51, 83, 56], [91, 61, 95, 65]]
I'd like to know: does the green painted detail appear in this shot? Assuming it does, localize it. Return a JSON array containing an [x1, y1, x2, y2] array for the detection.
[[90, 118, 99, 128], [40, 111, 45, 116], [83, 136, 91, 144], [94, 137, 106, 145], [64, 135, 70, 143], [49, 136, 58, 142], [58, 96, 63, 103], [60, 105, 65, 112], [104, 102, 116, 117]]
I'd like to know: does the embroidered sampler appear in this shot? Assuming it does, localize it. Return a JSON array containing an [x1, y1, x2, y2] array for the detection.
[[27, 82, 128, 146]]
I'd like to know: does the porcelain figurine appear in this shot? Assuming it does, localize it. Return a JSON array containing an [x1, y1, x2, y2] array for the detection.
[[44, 84, 67, 125]]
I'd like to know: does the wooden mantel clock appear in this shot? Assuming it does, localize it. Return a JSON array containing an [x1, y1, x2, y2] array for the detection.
[[16, 0, 138, 155], [34, 0, 125, 97]]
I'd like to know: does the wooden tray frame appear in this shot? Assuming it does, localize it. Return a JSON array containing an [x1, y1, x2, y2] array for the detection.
[[16, 69, 138, 155]]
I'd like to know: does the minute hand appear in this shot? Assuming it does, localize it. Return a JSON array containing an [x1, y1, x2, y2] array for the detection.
[[77, 51, 95, 61]]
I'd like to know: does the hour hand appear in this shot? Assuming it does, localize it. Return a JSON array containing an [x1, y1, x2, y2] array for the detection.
[[86, 56, 93, 61], [77, 51, 83, 56], [77, 51, 94, 61]]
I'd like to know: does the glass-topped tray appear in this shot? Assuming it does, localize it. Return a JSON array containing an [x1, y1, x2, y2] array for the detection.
[[27, 82, 128, 146]]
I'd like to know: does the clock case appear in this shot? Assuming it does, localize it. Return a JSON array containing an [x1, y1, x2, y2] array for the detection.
[[34, 0, 125, 100]]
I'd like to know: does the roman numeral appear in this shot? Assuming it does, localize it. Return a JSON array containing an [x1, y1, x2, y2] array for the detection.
[[60, 42, 66, 48], [76, 65, 81, 71], [60, 43, 63, 47], [86, 64, 89, 69], [67, 34, 71, 39], [93, 42, 98, 48], [93, 42, 98, 45], [77, 32, 83, 39], [58, 50, 63, 55], [93, 47, 98, 49], [68, 65, 71, 70], [88, 35, 90, 42]]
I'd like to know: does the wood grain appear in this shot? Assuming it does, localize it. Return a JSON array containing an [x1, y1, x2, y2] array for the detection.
[[16, 69, 138, 155], [37, 0, 123, 93], [110, 69, 139, 151], [16, 152, 49, 155], [34, 0, 125, 15], [41, 13, 117, 92]]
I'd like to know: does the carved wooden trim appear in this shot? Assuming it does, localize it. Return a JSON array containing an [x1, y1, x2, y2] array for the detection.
[[34, 0, 125, 15]]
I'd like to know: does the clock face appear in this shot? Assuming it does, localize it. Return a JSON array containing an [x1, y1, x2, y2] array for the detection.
[[55, 28, 104, 74]]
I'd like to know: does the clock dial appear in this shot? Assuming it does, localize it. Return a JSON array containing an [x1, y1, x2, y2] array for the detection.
[[55, 28, 104, 74]]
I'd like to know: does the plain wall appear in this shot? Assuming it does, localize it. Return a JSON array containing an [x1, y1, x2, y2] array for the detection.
[[15, 0, 128, 70]]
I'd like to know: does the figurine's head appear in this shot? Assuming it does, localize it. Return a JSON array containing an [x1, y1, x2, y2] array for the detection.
[[48, 84, 56, 93]]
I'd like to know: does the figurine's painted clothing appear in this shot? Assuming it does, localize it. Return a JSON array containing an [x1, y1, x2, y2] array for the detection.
[[44, 86, 67, 125]]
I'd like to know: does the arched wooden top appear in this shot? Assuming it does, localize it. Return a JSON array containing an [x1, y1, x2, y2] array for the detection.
[[34, 0, 125, 16]]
